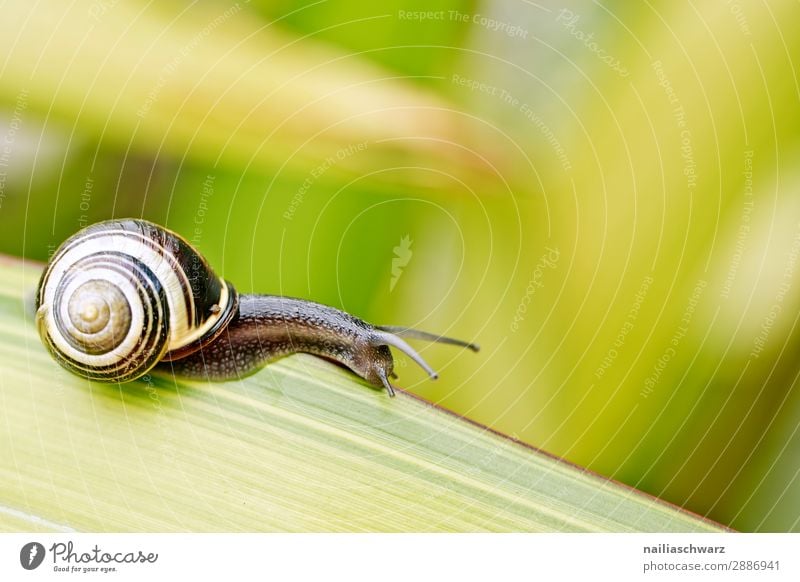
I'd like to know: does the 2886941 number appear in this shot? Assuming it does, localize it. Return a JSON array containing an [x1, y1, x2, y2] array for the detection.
[[730, 560, 779, 571]]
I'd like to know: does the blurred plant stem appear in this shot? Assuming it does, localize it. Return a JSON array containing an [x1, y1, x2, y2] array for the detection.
[[0, 0, 503, 192]]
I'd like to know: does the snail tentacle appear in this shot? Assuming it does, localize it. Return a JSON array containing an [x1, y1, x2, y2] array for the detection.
[[375, 368, 396, 398], [368, 330, 438, 380], [375, 325, 480, 352]]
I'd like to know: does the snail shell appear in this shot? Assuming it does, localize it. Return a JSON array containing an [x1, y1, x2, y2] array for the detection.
[[35, 219, 237, 382]]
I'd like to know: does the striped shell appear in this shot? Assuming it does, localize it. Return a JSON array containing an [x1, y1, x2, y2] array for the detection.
[[35, 219, 238, 382]]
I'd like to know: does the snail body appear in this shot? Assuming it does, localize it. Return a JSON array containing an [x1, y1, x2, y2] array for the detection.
[[35, 219, 477, 396]]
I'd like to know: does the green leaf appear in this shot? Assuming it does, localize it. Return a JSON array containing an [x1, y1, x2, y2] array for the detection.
[[0, 0, 496, 190], [0, 256, 727, 532]]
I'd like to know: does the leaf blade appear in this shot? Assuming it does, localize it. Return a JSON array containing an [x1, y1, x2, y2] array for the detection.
[[0, 257, 727, 532]]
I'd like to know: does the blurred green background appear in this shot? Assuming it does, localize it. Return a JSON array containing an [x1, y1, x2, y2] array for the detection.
[[1, 0, 799, 532]]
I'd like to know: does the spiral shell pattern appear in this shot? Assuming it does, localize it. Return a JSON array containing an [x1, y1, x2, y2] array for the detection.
[[35, 219, 237, 382]]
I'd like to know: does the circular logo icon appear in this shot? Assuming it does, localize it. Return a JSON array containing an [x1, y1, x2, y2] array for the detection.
[[20, 542, 46, 570]]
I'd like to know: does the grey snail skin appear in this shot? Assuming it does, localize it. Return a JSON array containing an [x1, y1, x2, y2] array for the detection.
[[34, 219, 478, 396]]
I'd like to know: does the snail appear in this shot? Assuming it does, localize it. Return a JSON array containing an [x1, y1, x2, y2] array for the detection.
[[34, 219, 478, 396]]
